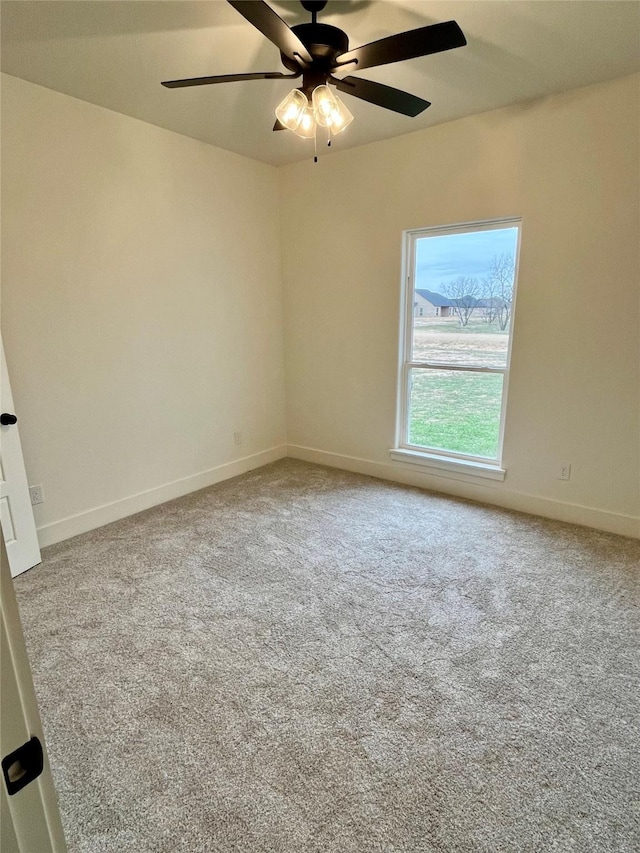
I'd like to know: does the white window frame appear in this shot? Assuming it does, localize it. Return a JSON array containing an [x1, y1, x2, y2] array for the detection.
[[391, 217, 522, 482]]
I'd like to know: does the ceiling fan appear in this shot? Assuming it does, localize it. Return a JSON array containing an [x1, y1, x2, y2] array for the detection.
[[161, 0, 466, 145]]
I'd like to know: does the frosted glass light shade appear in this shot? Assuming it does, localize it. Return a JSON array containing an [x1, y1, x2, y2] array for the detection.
[[325, 95, 354, 135], [275, 89, 307, 131], [311, 86, 353, 134], [312, 85, 338, 127], [292, 106, 316, 138]]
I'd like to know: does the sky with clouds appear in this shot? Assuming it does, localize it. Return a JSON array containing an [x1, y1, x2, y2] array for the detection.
[[416, 227, 518, 293]]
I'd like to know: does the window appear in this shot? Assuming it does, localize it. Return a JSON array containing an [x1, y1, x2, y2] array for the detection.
[[393, 218, 521, 479]]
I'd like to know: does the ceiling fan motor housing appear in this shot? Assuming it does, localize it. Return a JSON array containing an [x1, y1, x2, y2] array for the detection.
[[281, 23, 349, 72], [300, 0, 328, 12]]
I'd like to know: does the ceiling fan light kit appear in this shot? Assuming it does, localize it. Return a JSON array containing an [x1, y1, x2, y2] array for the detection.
[[161, 0, 466, 160], [276, 84, 353, 141]]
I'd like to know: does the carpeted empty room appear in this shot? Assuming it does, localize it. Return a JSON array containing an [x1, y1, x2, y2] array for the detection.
[[14, 459, 640, 852]]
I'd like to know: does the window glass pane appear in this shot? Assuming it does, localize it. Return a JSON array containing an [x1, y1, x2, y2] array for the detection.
[[408, 369, 504, 459], [411, 227, 518, 367]]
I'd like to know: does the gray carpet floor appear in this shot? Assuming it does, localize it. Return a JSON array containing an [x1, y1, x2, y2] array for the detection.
[[14, 459, 640, 852]]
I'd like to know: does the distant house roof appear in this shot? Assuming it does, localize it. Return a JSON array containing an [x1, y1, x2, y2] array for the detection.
[[414, 289, 453, 307]]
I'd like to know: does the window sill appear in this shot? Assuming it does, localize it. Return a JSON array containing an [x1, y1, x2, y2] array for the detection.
[[389, 448, 506, 482]]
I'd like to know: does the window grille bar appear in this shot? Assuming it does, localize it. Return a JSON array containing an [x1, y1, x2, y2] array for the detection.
[[406, 362, 507, 375]]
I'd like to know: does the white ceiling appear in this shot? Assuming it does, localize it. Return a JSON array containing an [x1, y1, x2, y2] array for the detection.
[[2, 0, 639, 166]]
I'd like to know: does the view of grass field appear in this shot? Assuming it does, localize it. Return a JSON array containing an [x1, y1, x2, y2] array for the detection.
[[409, 318, 509, 458]]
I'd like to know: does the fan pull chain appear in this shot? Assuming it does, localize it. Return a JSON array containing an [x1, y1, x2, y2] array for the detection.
[[313, 124, 318, 163], [327, 125, 332, 148]]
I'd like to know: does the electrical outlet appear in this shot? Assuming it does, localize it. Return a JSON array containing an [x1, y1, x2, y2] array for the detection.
[[29, 484, 44, 505], [234, 431, 243, 446], [558, 464, 571, 481]]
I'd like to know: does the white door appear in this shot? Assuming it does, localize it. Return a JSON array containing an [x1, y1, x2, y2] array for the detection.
[[0, 342, 41, 577], [1, 537, 67, 851]]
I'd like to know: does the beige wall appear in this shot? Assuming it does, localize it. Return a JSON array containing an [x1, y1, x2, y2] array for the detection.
[[280, 74, 640, 536], [2, 73, 638, 543], [1, 75, 287, 544]]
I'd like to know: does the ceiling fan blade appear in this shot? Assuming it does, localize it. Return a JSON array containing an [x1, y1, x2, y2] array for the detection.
[[335, 76, 430, 116], [273, 119, 287, 131], [333, 20, 466, 73], [162, 71, 298, 89], [228, 1, 313, 66]]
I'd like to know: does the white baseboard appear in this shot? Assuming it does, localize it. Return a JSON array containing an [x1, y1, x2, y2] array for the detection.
[[37, 443, 639, 547], [287, 444, 640, 539], [36, 445, 288, 548]]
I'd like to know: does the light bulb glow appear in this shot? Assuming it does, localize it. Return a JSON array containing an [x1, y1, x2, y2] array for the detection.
[[283, 104, 300, 123], [323, 95, 354, 135], [312, 85, 338, 127], [275, 89, 307, 131], [292, 106, 316, 138]]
